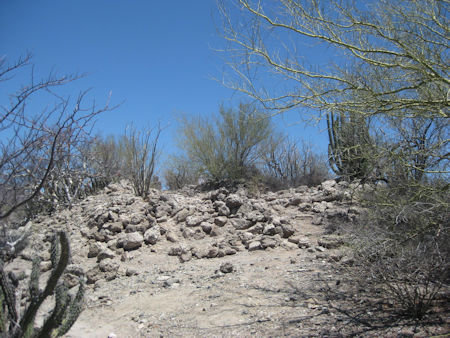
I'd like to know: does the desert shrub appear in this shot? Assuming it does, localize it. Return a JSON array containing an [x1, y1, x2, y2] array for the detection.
[[262, 138, 329, 189], [163, 155, 200, 190], [345, 181, 449, 319], [178, 103, 273, 186], [121, 124, 162, 198]]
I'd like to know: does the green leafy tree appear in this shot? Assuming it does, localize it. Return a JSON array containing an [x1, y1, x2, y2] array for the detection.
[[178, 103, 273, 184]]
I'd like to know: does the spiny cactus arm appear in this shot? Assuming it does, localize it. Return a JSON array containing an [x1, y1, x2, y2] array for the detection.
[[29, 257, 41, 301], [0, 262, 18, 326], [36, 283, 70, 338], [19, 232, 69, 335], [52, 279, 84, 337], [327, 112, 344, 176], [42, 232, 70, 300]]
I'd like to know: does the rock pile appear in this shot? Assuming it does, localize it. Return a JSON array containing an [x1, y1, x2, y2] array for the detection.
[[11, 179, 362, 286]]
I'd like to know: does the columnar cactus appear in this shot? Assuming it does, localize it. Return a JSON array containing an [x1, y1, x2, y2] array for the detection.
[[327, 111, 373, 181], [0, 231, 84, 338]]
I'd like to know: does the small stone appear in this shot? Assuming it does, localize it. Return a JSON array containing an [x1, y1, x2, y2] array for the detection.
[[207, 247, 219, 258], [97, 248, 115, 262], [126, 268, 139, 276], [144, 227, 160, 245], [219, 262, 234, 273], [248, 241, 262, 251], [201, 222, 212, 234], [122, 232, 143, 251], [179, 252, 192, 263], [40, 261, 52, 272], [186, 215, 204, 227], [87, 243, 101, 258], [214, 216, 228, 227], [166, 231, 178, 243]]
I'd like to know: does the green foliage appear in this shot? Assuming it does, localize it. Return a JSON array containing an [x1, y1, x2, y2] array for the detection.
[[163, 155, 200, 190], [0, 231, 84, 338], [346, 180, 449, 319], [262, 138, 330, 188], [179, 103, 273, 185], [327, 111, 373, 181]]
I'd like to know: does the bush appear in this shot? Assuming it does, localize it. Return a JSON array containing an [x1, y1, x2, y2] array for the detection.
[[345, 181, 449, 319], [178, 103, 273, 185], [122, 124, 162, 198], [262, 138, 329, 189], [163, 155, 199, 190]]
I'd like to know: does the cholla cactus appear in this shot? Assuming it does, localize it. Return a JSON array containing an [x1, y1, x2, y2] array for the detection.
[[327, 111, 373, 181], [0, 231, 84, 338]]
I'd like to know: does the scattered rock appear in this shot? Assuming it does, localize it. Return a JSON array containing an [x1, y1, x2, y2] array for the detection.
[[97, 248, 116, 262], [122, 232, 144, 251], [144, 227, 160, 245], [219, 262, 234, 273], [248, 241, 262, 251], [318, 235, 345, 249]]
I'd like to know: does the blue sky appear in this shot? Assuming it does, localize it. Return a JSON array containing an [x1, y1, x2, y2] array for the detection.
[[1, 0, 330, 166]]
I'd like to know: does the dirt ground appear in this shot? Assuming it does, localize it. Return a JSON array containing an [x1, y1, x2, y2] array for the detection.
[[65, 222, 448, 337]]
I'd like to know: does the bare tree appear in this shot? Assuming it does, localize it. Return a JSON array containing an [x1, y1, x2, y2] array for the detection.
[[122, 124, 162, 198], [262, 137, 329, 187], [218, 0, 448, 119], [217, 1, 450, 318], [0, 54, 112, 256]]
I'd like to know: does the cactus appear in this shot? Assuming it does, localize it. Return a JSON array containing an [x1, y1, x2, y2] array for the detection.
[[327, 111, 373, 181], [0, 231, 84, 338]]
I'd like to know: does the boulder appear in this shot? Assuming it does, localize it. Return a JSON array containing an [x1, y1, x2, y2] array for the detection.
[[219, 262, 234, 274], [248, 241, 262, 251], [214, 216, 228, 227], [144, 226, 160, 245], [122, 232, 144, 251]]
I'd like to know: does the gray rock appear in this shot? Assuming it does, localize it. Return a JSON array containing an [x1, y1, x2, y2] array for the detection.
[[87, 243, 102, 258], [122, 232, 144, 251], [126, 268, 139, 276], [214, 216, 228, 227], [230, 218, 252, 230], [97, 248, 116, 262], [225, 194, 243, 209], [201, 222, 213, 234], [248, 241, 262, 251], [144, 227, 160, 245], [219, 262, 234, 273], [185, 215, 204, 227], [98, 258, 119, 273], [318, 235, 344, 249]]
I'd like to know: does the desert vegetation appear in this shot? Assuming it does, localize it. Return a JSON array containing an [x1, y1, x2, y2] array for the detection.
[[218, 0, 449, 321], [0, 0, 448, 335]]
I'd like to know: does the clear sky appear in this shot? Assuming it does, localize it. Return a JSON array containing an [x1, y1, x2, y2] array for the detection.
[[1, 0, 330, 166]]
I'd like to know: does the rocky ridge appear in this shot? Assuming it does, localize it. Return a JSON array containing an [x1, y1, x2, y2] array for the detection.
[[5, 180, 447, 337]]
